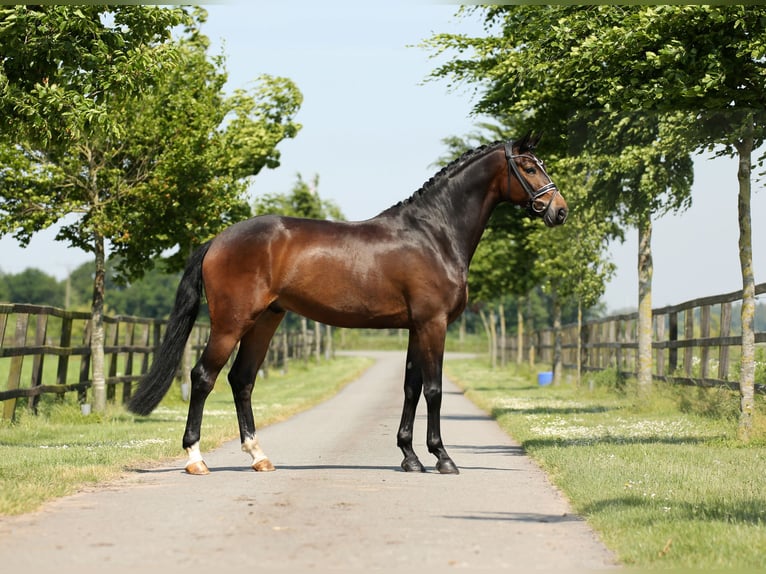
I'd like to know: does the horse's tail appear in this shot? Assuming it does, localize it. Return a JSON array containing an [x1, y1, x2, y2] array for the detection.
[[127, 241, 212, 416]]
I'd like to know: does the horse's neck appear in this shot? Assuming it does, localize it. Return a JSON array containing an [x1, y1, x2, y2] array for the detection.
[[394, 153, 502, 268], [446, 176, 501, 266]]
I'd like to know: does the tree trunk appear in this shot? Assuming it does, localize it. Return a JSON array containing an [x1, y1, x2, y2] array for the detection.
[[636, 213, 653, 394], [489, 308, 498, 370], [736, 134, 755, 441], [552, 286, 563, 385], [576, 300, 583, 388], [300, 316, 308, 362], [516, 300, 524, 365], [91, 233, 107, 412], [478, 308, 497, 369], [499, 302, 507, 367], [324, 325, 333, 360]]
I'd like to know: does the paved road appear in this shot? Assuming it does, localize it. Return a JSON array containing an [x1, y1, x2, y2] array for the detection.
[[0, 351, 618, 572]]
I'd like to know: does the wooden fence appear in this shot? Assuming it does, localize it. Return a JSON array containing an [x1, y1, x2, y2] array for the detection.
[[509, 283, 766, 393], [0, 303, 331, 420]]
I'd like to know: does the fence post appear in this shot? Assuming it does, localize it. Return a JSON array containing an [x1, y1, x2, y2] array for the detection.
[[122, 322, 137, 404], [29, 313, 49, 414], [655, 312, 665, 378], [56, 315, 73, 388], [719, 302, 732, 380], [700, 305, 711, 379], [78, 320, 93, 405], [3, 313, 29, 421], [684, 309, 694, 378], [139, 322, 152, 381], [107, 321, 119, 402], [668, 312, 678, 373]]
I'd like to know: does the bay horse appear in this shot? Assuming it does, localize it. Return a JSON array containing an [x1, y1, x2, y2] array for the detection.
[[128, 134, 567, 475]]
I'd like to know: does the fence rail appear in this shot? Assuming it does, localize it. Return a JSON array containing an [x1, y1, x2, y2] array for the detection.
[[509, 283, 766, 393], [0, 303, 330, 420]]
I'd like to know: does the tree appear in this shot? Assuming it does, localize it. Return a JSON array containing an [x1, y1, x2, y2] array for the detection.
[[105, 263, 181, 318], [253, 173, 344, 221], [0, 271, 8, 303], [557, 5, 766, 440], [0, 6, 302, 411], [2, 268, 64, 306], [424, 6, 694, 394]]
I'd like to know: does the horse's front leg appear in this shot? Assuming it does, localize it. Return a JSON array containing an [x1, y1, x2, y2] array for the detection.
[[397, 342, 425, 472], [417, 321, 459, 475], [229, 310, 284, 472]]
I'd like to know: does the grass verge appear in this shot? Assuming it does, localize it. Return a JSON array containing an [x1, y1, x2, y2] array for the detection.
[[444, 358, 766, 571], [0, 355, 373, 516]]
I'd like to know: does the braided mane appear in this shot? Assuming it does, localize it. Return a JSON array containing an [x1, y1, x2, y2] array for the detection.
[[384, 141, 506, 213]]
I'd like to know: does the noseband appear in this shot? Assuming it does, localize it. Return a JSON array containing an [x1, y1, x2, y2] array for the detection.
[[504, 141, 559, 219]]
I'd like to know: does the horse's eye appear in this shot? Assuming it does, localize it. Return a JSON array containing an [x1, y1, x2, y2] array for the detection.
[[525, 167, 536, 175]]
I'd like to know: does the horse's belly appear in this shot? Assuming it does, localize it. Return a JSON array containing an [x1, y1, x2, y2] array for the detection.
[[278, 284, 410, 329]]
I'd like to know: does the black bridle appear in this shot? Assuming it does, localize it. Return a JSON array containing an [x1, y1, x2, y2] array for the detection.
[[504, 141, 559, 219]]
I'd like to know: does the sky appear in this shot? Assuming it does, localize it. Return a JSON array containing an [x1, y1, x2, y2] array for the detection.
[[1, 2, 764, 313]]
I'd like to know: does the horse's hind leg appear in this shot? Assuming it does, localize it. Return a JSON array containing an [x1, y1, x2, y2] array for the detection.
[[228, 309, 284, 471], [183, 331, 241, 475]]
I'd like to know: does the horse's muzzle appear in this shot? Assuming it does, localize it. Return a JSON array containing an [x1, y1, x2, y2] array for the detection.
[[544, 206, 568, 227]]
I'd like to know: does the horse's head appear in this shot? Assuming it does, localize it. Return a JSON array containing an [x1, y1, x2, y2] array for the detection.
[[504, 134, 567, 227]]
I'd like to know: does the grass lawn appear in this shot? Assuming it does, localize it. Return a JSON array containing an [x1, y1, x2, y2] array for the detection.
[[444, 358, 766, 571], [0, 355, 373, 516]]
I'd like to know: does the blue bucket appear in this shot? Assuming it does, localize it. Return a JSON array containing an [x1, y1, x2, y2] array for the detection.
[[537, 371, 553, 386]]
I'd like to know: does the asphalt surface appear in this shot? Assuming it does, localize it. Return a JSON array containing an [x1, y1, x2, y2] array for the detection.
[[0, 351, 618, 572]]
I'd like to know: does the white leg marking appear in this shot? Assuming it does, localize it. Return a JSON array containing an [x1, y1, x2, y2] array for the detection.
[[186, 442, 204, 465], [242, 435, 269, 465]]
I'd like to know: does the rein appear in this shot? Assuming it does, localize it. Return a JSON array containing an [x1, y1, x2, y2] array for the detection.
[[504, 141, 559, 219]]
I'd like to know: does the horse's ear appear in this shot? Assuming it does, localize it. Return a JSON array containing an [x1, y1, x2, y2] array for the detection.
[[531, 132, 543, 149], [517, 131, 533, 152]]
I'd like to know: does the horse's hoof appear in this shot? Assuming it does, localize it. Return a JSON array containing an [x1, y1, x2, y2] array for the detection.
[[252, 459, 276, 472], [401, 457, 426, 473], [436, 459, 460, 475], [185, 460, 210, 475]]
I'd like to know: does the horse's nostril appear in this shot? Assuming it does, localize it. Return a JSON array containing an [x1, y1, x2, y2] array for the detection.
[[557, 208, 568, 223]]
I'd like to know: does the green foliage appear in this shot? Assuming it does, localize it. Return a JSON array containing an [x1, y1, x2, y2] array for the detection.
[[583, 367, 627, 393], [105, 265, 181, 318], [0, 268, 64, 306], [426, 7, 697, 225], [253, 173, 344, 221], [0, 5, 191, 144], [0, 6, 303, 281]]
